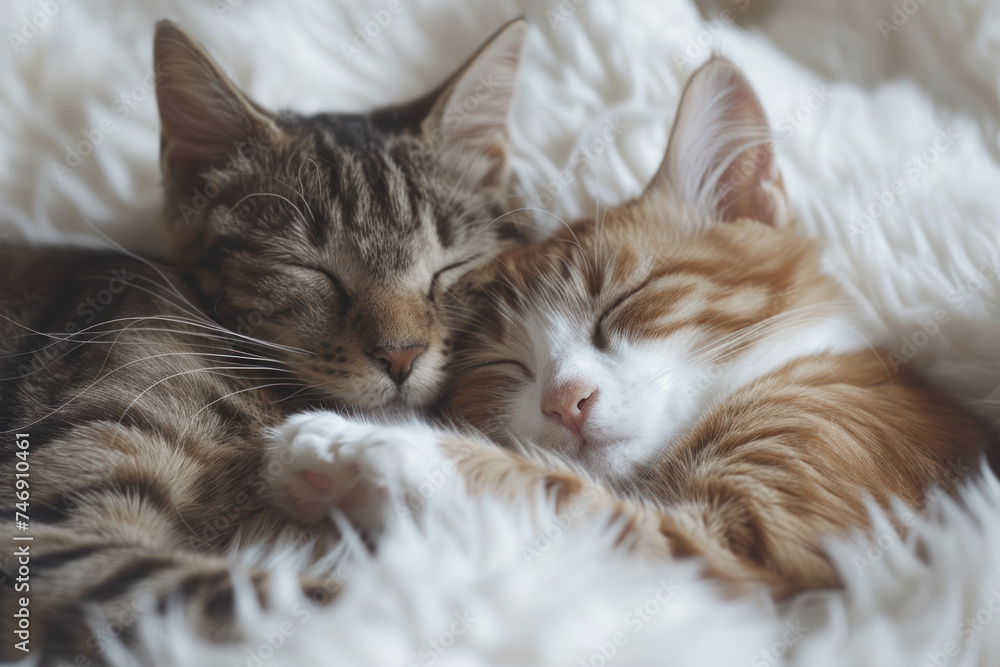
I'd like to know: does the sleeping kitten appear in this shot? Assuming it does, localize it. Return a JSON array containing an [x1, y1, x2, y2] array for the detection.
[[156, 21, 529, 408], [0, 19, 526, 661], [268, 58, 988, 598]]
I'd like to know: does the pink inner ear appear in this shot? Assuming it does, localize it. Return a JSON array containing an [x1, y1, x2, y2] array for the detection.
[[644, 58, 791, 228], [419, 19, 525, 189], [154, 21, 280, 189], [716, 143, 788, 227]]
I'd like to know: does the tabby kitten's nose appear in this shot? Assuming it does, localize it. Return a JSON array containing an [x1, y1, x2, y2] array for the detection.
[[542, 382, 598, 436], [373, 344, 426, 384]]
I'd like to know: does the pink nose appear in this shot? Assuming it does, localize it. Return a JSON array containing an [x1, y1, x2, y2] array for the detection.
[[373, 344, 426, 384], [542, 382, 598, 436]]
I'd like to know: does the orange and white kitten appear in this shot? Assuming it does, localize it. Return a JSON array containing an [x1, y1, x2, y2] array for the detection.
[[269, 58, 988, 598]]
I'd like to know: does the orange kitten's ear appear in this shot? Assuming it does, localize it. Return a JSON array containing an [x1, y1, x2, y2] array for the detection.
[[154, 21, 283, 190], [418, 19, 527, 188], [645, 58, 791, 227]]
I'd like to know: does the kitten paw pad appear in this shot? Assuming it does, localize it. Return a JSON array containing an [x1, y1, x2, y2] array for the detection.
[[266, 412, 447, 526]]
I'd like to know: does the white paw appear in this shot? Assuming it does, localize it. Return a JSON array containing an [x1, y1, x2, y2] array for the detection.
[[265, 411, 451, 526]]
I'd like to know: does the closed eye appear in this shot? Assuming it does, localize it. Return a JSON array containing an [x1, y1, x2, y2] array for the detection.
[[318, 269, 353, 317], [593, 282, 650, 348], [293, 264, 352, 308], [466, 359, 535, 381], [428, 255, 482, 301]]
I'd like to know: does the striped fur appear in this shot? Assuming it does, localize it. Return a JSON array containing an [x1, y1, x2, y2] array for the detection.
[[0, 20, 526, 663], [431, 59, 990, 598], [155, 19, 529, 408]]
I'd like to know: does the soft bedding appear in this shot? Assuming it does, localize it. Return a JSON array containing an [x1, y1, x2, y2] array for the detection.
[[2, 0, 999, 664]]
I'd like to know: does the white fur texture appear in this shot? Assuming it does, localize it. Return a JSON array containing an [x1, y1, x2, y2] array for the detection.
[[2, 0, 999, 665], [496, 275, 868, 485], [266, 412, 454, 526]]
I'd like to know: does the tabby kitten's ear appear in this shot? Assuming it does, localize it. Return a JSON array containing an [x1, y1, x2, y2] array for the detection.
[[417, 18, 527, 188], [154, 20, 284, 190], [644, 57, 791, 227]]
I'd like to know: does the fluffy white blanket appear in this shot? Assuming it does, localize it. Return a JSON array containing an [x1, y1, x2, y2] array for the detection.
[[2, 0, 999, 664]]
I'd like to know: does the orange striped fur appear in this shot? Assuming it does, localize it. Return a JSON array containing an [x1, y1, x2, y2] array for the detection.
[[433, 58, 989, 598]]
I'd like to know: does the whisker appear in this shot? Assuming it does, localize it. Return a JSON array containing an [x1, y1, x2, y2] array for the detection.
[[99, 280, 314, 356], [190, 381, 311, 421], [0, 314, 309, 377], [116, 365, 294, 424], [1, 351, 290, 433], [230, 191, 309, 229], [77, 215, 214, 326]]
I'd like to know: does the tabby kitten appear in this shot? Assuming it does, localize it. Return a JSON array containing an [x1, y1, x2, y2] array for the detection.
[[0, 19, 526, 661], [268, 58, 988, 599]]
